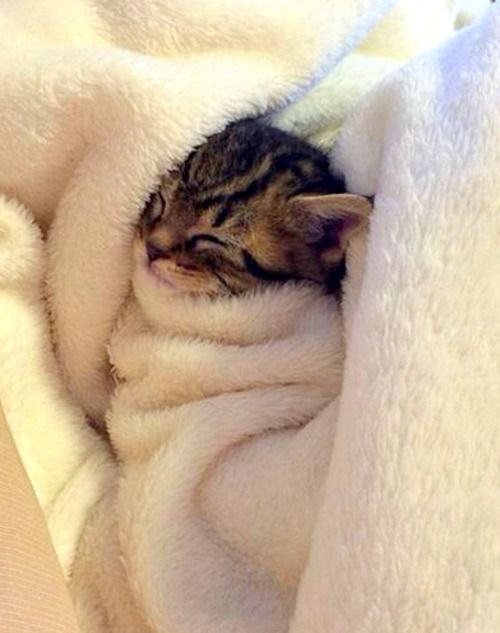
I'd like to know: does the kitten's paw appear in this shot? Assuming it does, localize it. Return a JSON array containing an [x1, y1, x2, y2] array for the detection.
[[0, 195, 44, 287]]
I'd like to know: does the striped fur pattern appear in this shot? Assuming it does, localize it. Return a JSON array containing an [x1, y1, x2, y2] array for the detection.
[[136, 119, 370, 296]]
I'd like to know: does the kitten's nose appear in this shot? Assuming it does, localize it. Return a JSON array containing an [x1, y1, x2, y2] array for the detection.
[[146, 241, 169, 262]]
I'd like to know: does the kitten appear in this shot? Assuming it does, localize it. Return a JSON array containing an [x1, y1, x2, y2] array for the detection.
[[135, 119, 371, 296]]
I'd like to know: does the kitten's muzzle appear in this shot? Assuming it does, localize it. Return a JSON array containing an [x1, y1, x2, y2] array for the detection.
[[145, 239, 202, 273]]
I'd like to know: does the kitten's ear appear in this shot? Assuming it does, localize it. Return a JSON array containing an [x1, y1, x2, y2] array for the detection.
[[289, 193, 372, 265]]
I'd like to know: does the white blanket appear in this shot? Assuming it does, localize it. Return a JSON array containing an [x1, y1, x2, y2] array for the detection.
[[71, 275, 343, 633], [0, 0, 407, 589], [0, 0, 498, 632], [0, 196, 112, 578], [0, 0, 469, 419], [293, 7, 500, 632], [0, 0, 398, 419]]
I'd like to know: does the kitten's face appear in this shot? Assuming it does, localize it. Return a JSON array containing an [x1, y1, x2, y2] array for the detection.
[[134, 121, 371, 297], [136, 178, 322, 296]]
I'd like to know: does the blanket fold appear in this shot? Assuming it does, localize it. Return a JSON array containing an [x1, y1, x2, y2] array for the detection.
[[72, 279, 343, 632], [0, 0, 400, 418], [1, 1, 496, 632], [292, 7, 500, 632], [0, 195, 111, 577]]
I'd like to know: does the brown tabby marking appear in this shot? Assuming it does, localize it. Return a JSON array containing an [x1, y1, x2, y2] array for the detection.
[[136, 119, 371, 296]]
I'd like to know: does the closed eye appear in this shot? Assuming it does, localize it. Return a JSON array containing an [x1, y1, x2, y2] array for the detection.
[[242, 250, 293, 282], [188, 234, 228, 251]]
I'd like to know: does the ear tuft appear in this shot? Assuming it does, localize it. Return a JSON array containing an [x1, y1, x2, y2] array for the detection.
[[289, 193, 372, 221], [289, 193, 372, 266]]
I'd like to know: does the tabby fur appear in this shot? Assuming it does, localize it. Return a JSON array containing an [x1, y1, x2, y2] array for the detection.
[[136, 119, 370, 296]]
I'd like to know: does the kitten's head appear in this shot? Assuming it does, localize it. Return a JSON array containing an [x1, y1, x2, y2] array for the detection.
[[134, 120, 371, 296]]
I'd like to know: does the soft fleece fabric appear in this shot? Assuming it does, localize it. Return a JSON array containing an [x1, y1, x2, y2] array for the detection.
[[0, 0, 396, 419], [0, 197, 112, 578], [0, 0, 469, 419], [293, 8, 500, 633], [0, 0, 498, 632], [71, 275, 344, 633]]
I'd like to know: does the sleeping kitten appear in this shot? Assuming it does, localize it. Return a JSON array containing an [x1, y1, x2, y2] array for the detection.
[[135, 119, 371, 296]]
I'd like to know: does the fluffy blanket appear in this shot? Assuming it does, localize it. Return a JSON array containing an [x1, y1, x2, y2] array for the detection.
[[0, 0, 398, 420], [293, 8, 500, 632], [0, 0, 471, 419], [0, 0, 498, 632], [0, 197, 112, 578], [71, 274, 343, 632]]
